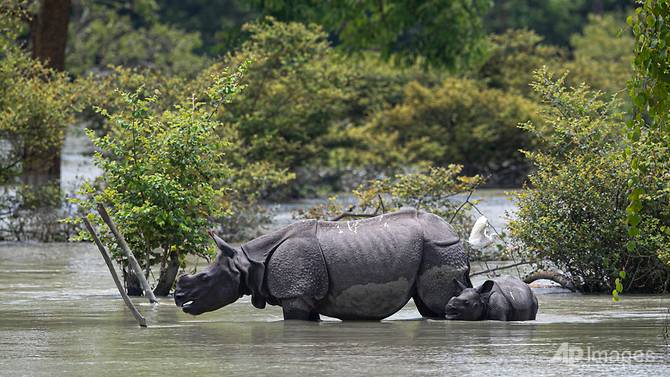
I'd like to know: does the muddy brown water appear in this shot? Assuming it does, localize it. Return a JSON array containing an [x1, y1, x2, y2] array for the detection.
[[1, 243, 669, 376]]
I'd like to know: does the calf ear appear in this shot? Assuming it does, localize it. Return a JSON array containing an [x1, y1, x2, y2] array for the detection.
[[477, 280, 495, 294], [208, 230, 237, 258]]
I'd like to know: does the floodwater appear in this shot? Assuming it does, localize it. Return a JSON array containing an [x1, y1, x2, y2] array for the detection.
[[1, 243, 669, 376]]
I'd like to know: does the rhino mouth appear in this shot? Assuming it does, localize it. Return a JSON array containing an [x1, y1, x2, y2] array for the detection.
[[175, 292, 199, 314], [180, 300, 205, 315], [445, 305, 462, 320]]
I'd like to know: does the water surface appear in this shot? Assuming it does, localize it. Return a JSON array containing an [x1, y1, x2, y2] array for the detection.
[[1, 243, 668, 376]]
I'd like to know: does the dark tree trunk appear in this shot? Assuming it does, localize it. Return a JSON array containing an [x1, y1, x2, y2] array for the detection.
[[153, 252, 180, 296], [24, 0, 71, 186], [124, 269, 144, 297], [31, 0, 70, 71]]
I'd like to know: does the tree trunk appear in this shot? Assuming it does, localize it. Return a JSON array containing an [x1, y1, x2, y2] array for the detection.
[[153, 252, 180, 296], [31, 0, 70, 71], [24, 0, 71, 186], [125, 269, 144, 297]]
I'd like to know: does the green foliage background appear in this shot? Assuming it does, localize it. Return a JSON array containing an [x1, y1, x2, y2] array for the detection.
[[5, 0, 667, 295]]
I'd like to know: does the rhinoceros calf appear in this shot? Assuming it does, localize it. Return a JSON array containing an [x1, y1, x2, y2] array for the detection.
[[445, 275, 538, 321], [174, 208, 472, 321]]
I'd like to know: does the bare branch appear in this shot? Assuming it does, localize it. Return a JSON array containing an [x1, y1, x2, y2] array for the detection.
[[96, 203, 159, 304], [470, 261, 530, 277], [83, 217, 147, 327]]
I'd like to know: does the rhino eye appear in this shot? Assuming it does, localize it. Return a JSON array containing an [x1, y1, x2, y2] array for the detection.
[[464, 300, 470, 305], [200, 274, 210, 282]]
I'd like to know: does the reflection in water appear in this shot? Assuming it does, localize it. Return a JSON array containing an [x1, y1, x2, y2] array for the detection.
[[1, 243, 669, 376]]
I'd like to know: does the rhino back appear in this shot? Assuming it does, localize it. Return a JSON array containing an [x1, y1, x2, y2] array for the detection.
[[315, 211, 423, 319], [489, 276, 538, 320]]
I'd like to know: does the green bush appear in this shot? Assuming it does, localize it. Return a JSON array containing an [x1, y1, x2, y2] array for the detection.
[[202, 18, 350, 196], [0, 48, 78, 185], [0, 5, 85, 240], [475, 29, 565, 96], [67, 1, 208, 77], [626, 0, 670, 271], [361, 77, 544, 186], [566, 13, 633, 98], [69, 64, 291, 295], [197, 18, 439, 196], [509, 68, 670, 293]]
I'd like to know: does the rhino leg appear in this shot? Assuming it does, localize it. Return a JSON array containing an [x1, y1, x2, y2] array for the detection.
[[281, 297, 320, 321], [414, 243, 470, 318], [412, 294, 444, 319]]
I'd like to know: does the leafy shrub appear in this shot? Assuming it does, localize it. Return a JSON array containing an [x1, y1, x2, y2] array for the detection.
[[255, 0, 492, 69], [476, 29, 565, 96], [361, 77, 544, 186], [200, 18, 350, 196], [80, 65, 190, 136], [509, 68, 670, 293], [66, 1, 208, 77], [0, 49, 78, 185], [69, 64, 291, 295], [626, 1, 670, 272], [197, 18, 440, 196], [566, 13, 633, 98], [0, 6, 85, 239]]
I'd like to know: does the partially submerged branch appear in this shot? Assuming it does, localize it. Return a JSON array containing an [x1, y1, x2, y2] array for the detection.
[[524, 270, 576, 292], [470, 262, 577, 292], [96, 203, 159, 304], [83, 217, 147, 327]]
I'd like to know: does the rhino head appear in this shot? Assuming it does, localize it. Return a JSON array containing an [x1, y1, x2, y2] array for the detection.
[[445, 279, 494, 320], [174, 231, 243, 315]]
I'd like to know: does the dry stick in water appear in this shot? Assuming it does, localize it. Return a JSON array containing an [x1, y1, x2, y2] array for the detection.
[[96, 203, 159, 304], [469, 261, 530, 277], [83, 217, 147, 327]]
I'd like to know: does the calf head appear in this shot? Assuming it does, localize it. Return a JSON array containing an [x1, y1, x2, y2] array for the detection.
[[445, 279, 494, 320], [174, 232, 242, 315]]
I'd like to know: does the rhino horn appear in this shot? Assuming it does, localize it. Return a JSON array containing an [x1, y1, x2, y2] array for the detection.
[[454, 278, 468, 292], [208, 230, 237, 258]]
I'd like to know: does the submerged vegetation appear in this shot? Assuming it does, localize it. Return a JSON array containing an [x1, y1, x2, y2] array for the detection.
[[1, 0, 668, 295]]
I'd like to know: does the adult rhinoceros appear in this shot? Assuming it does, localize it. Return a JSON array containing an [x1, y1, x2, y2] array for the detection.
[[174, 208, 472, 321]]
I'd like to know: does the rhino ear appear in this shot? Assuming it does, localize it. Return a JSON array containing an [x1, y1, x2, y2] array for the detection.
[[208, 230, 236, 258], [477, 280, 495, 295]]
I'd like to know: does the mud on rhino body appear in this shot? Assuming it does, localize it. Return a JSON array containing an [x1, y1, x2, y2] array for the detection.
[[174, 208, 472, 320]]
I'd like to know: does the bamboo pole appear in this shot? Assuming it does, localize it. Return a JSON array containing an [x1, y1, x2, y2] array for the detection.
[[96, 203, 159, 304], [83, 217, 147, 327]]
